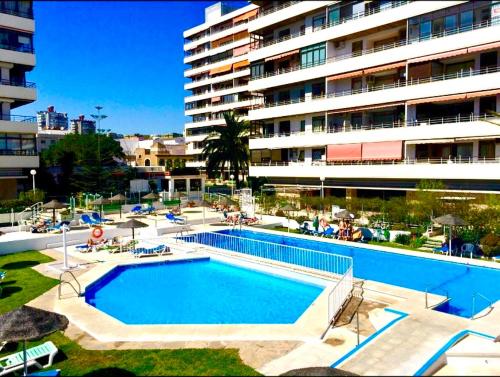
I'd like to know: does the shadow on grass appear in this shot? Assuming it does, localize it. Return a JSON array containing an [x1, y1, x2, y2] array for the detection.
[[1, 261, 40, 270], [82, 368, 136, 377], [1, 286, 22, 297]]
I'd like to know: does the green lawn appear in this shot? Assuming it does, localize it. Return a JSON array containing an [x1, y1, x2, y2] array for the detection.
[[0, 251, 260, 376]]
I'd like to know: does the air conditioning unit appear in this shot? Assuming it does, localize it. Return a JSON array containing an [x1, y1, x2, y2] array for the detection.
[[334, 40, 345, 49]]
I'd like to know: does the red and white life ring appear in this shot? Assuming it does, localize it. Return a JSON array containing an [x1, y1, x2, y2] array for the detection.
[[91, 227, 104, 240]]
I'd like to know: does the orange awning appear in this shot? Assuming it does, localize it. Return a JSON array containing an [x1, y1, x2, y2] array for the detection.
[[209, 63, 233, 75], [211, 96, 221, 103], [327, 144, 362, 162], [468, 41, 500, 53], [233, 9, 258, 23], [327, 70, 364, 81], [408, 48, 468, 64], [233, 30, 249, 41], [465, 89, 500, 99], [327, 102, 404, 114], [233, 59, 249, 69], [211, 35, 233, 49], [407, 94, 467, 105], [362, 141, 403, 161], [363, 61, 406, 75], [265, 49, 300, 62], [233, 43, 250, 56]]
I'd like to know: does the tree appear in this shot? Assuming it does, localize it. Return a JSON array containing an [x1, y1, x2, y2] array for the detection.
[[414, 180, 446, 223], [201, 112, 250, 188]]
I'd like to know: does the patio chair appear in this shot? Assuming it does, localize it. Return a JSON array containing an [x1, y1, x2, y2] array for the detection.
[[0, 341, 58, 376], [79, 214, 99, 227], [141, 206, 156, 215], [46, 221, 71, 233], [320, 226, 335, 238], [433, 243, 449, 256], [132, 244, 171, 258], [91, 212, 113, 224], [166, 212, 186, 224], [130, 205, 142, 215], [299, 222, 312, 235], [460, 243, 478, 258]]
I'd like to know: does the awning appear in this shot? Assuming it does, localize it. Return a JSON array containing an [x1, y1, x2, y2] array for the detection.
[[362, 141, 403, 160], [363, 61, 406, 75], [233, 59, 249, 69], [233, 43, 250, 56], [407, 93, 467, 105], [265, 49, 300, 62], [408, 48, 468, 64], [405, 138, 455, 145], [464, 89, 500, 99], [327, 69, 364, 81], [327, 101, 404, 114], [211, 35, 233, 49], [326, 143, 362, 161], [467, 41, 500, 53], [209, 63, 233, 75], [211, 96, 221, 103], [233, 9, 258, 23], [233, 30, 249, 41]]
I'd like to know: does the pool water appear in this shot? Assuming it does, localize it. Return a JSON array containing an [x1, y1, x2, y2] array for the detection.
[[205, 229, 500, 318], [85, 258, 324, 324]]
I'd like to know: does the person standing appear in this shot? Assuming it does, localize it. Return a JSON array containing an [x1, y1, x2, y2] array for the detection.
[[313, 211, 319, 234]]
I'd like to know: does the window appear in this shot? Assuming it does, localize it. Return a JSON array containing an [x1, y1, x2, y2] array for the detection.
[[312, 14, 325, 31], [312, 116, 325, 132], [278, 28, 290, 39], [352, 40, 363, 56], [460, 10, 473, 28], [328, 7, 340, 25], [0, 133, 36, 155], [444, 15, 457, 32], [263, 123, 274, 136], [279, 121, 290, 135], [250, 62, 264, 79], [312, 82, 325, 98], [300, 120, 306, 132], [479, 140, 495, 159], [312, 148, 324, 161], [278, 91, 290, 103], [350, 113, 362, 130], [300, 42, 326, 68], [420, 20, 431, 39]]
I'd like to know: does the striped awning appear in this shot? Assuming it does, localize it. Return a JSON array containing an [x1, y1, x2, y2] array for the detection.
[[233, 9, 258, 23], [363, 61, 406, 75], [233, 59, 249, 69], [265, 49, 300, 62], [408, 48, 469, 64], [362, 141, 403, 160], [327, 143, 362, 161], [327, 101, 404, 114], [327, 70, 363, 81], [407, 89, 500, 105], [209, 63, 233, 75], [467, 41, 500, 53]]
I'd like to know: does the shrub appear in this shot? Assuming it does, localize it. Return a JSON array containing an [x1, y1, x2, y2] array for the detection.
[[410, 236, 427, 249], [395, 233, 411, 245], [480, 233, 500, 257], [294, 215, 309, 224]]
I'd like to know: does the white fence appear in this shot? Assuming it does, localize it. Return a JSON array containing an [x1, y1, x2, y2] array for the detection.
[[181, 231, 354, 324]]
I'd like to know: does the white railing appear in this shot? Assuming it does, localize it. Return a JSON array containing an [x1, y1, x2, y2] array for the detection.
[[180, 231, 354, 324], [17, 201, 43, 229]]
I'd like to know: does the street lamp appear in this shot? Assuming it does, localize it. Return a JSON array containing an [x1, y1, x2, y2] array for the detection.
[[30, 169, 36, 196], [320, 176, 325, 214], [91, 106, 108, 193], [230, 174, 234, 197]]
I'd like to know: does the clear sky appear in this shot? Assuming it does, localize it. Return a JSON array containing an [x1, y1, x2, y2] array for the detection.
[[15, 0, 248, 135]]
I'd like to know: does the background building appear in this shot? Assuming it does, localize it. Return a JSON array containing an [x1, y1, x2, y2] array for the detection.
[[70, 115, 96, 134], [36, 105, 68, 130], [36, 129, 69, 151], [183, 1, 258, 172], [0, 0, 37, 199], [246, 0, 500, 198]]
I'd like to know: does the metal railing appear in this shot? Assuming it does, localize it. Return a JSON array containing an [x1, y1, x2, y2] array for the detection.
[[58, 271, 82, 299], [261, 65, 500, 108], [251, 18, 500, 81], [180, 231, 353, 324], [0, 114, 36, 122], [0, 43, 34, 53], [0, 6, 33, 19], [258, 0, 301, 18], [0, 149, 37, 156], [425, 287, 449, 309], [0, 79, 36, 88], [17, 201, 43, 230], [471, 292, 493, 319]]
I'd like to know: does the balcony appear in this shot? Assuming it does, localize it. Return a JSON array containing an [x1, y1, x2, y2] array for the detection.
[[249, 18, 500, 91], [0, 153, 39, 169], [0, 79, 36, 103], [249, 114, 500, 150], [185, 68, 250, 90], [249, 157, 500, 181], [0, 114, 37, 133], [185, 84, 249, 103], [249, 66, 500, 120], [185, 98, 252, 116], [0, 4, 34, 19]]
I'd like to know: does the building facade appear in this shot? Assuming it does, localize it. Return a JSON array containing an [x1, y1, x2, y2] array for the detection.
[[183, 2, 259, 171], [0, 0, 37, 199], [70, 115, 96, 134], [36, 129, 69, 151], [36, 105, 68, 130], [246, 0, 500, 197]]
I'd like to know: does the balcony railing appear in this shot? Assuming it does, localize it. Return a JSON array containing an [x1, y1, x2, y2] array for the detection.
[[257, 1, 301, 19], [185, 83, 249, 102], [0, 79, 36, 88], [251, 157, 500, 167], [0, 5, 34, 19], [255, 0, 410, 50], [251, 18, 500, 81], [0, 114, 36, 122], [261, 65, 500, 108], [0, 149, 37, 156], [250, 114, 498, 139], [0, 43, 34, 54]]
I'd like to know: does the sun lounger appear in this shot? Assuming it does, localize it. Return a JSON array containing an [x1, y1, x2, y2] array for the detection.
[[320, 226, 335, 238], [0, 341, 58, 376], [46, 221, 71, 233], [91, 212, 113, 224], [132, 244, 171, 258], [130, 205, 142, 215], [433, 244, 449, 255], [166, 213, 186, 224], [28, 369, 61, 377], [79, 214, 99, 227]]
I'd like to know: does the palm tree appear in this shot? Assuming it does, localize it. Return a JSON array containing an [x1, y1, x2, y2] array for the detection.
[[201, 112, 250, 188]]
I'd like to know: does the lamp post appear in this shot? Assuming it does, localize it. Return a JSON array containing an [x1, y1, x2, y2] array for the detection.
[[30, 169, 36, 196], [91, 105, 108, 193], [230, 174, 234, 197], [320, 176, 325, 213]]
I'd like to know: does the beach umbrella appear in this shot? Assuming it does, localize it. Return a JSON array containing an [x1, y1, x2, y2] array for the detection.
[[433, 214, 467, 255], [89, 197, 111, 220], [110, 193, 127, 219], [42, 199, 67, 225], [142, 192, 159, 200], [334, 209, 355, 219], [117, 218, 148, 240], [0, 306, 69, 376], [280, 367, 359, 376], [219, 195, 238, 207], [280, 203, 297, 232]]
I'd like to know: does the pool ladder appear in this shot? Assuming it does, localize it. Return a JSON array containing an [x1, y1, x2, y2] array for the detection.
[[424, 287, 450, 309], [471, 292, 494, 319], [58, 271, 82, 299]]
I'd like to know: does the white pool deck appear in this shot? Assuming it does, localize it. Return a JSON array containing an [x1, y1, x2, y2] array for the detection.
[[3, 208, 499, 376]]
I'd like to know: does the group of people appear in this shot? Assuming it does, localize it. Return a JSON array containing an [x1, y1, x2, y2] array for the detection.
[[222, 210, 258, 226], [310, 212, 354, 240]]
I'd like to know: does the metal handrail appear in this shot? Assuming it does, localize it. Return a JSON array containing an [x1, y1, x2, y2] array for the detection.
[[425, 287, 449, 309], [471, 292, 494, 319], [0, 79, 36, 88], [0, 114, 37, 122], [58, 271, 82, 299]]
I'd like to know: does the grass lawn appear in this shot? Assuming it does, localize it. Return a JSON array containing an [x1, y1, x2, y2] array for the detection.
[[0, 251, 260, 376]]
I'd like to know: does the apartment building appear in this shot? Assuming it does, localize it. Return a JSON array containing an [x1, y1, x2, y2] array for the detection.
[[183, 2, 259, 171], [70, 115, 96, 135], [0, 0, 37, 199], [37, 105, 68, 130], [246, 0, 500, 198]]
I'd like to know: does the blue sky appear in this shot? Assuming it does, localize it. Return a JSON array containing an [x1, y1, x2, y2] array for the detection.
[[15, 1, 248, 135]]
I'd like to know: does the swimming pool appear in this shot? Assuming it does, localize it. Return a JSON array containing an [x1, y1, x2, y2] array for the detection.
[[193, 229, 499, 318], [85, 258, 324, 324]]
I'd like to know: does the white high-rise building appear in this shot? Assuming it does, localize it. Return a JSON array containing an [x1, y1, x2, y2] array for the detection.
[[246, 0, 500, 197], [183, 2, 259, 171], [0, 0, 37, 199]]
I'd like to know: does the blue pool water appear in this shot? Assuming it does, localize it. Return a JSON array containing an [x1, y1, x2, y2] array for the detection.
[[85, 258, 324, 324], [201, 229, 500, 318]]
